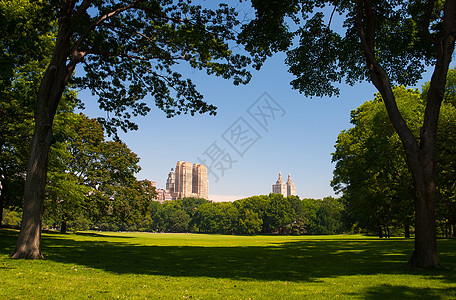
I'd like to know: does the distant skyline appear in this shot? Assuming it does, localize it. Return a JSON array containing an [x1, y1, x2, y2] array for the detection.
[[75, 4, 450, 202]]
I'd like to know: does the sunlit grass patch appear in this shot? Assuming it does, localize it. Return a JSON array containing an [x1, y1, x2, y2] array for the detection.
[[1, 229, 455, 299]]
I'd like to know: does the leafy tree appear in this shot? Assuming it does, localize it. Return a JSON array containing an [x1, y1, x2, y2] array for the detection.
[[238, 209, 262, 235], [234, 195, 269, 221], [311, 197, 344, 235], [45, 113, 155, 233], [333, 82, 456, 238], [435, 103, 456, 237], [153, 200, 190, 233], [2, 209, 22, 227], [240, 0, 456, 267], [299, 197, 345, 235], [301, 198, 319, 234], [82, 140, 155, 227], [263, 193, 294, 234], [12, 0, 250, 258], [192, 202, 219, 233], [0, 0, 54, 226], [179, 197, 210, 218], [287, 195, 308, 235], [332, 86, 418, 237], [216, 202, 239, 234]]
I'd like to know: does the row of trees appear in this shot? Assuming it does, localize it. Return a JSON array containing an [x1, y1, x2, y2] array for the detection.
[[151, 195, 344, 235], [34, 195, 344, 236]]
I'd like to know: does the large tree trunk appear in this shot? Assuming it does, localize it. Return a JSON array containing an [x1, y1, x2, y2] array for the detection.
[[355, 0, 455, 268], [10, 118, 53, 259], [11, 18, 74, 258], [407, 157, 439, 267], [404, 222, 410, 239], [60, 220, 67, 234]]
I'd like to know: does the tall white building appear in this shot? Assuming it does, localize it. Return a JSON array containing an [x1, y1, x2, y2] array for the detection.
[[272, 172, 287, 196], [166, 168, 175, 194], [286, 174, 296, 196], [272, 172, 297, 197]]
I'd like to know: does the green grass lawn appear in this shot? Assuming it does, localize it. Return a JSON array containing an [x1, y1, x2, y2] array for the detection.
[[1, 229, 455, 299]]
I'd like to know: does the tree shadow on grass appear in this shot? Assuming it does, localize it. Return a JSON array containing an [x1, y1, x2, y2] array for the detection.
[[1, 229, 455, 295], [361, 284, 456, 300]]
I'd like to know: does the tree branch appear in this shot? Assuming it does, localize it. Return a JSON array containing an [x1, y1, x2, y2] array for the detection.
[[355, 0, 420, 156], [71, 0, 142, 61], [72, 0, 93, 21], [422, 0, 437, 44]]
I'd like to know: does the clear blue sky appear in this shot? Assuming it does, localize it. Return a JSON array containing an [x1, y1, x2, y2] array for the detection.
[[76, 4, 440, 202]]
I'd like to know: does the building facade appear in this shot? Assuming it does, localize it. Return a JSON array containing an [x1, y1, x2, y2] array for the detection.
[[165, 161, 208, 200], [192, 164, 208, 198], [272, 172, 297, 197], [166, 168, 175, 194], [286, 174, 296, 196], [175, 161, 193, 198], [272, 172, 287, 196]]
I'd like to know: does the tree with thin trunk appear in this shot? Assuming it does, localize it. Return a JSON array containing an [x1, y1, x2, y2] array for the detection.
[[239, 0, 456, 267], [11, 0, 250, 259]]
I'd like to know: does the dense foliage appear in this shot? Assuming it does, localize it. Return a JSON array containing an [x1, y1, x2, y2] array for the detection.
[[332, 76, 456, 238], [44, 113, 157, 233], [0, 0, 55, 226], [54, 195, 345, 235]]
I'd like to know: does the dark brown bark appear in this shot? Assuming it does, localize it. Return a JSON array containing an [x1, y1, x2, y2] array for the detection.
[[11, 7, 75, 258], [355, 0, 456, 268], [60, 220, 67, 234], [404, 222, 410, 239], [407, 168, 439, 267]]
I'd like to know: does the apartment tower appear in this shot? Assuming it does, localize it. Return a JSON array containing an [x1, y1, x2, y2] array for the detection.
[[272, 172, 287, 196], [167, 161, 208, 200], [272, 172, 297, 197]]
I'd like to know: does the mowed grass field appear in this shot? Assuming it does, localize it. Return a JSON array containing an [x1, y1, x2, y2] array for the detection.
[[0, 229, 455, 299]]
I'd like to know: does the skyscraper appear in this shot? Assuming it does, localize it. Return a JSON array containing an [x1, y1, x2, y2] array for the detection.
[[166, 161, 208, 200], [286, 174, 296, 196], [272, 172, 287, 196], [175, 161, 193, 199], [166, 168, 175, 194], [272, 172, 297, 197], [192, 164, 208, 199]]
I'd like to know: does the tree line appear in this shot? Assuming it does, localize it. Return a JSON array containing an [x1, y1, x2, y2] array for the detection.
[[148, 195, 344, 235], [3, 195, 345, 236]]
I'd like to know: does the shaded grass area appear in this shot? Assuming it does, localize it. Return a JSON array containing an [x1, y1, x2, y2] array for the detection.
[[1, 229, 455, 299]]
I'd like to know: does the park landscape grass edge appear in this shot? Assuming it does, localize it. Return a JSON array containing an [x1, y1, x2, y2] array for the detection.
[[1, 228, 456, 299]]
